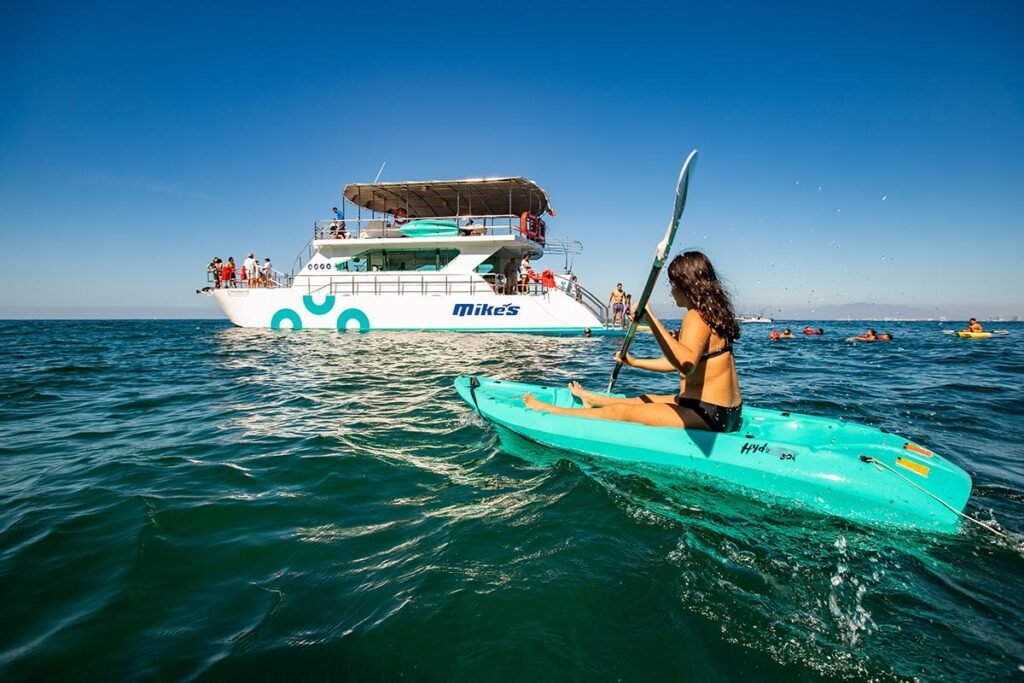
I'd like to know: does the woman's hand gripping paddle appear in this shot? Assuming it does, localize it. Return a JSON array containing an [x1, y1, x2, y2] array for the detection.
[[607, 149, 698, 392]]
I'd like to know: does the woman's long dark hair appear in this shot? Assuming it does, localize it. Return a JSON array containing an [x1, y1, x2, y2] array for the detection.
[[667, 251, 740, 341]]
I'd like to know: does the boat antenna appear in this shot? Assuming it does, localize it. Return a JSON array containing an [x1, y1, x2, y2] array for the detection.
[[373, 162, 386, 183]]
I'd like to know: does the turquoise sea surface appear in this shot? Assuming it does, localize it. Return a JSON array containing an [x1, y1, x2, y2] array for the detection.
[[1, 320, 1022, 680]]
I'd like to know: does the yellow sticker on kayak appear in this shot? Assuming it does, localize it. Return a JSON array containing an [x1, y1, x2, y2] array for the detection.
[[903, 442, 933, 458], [896, 457, 930, 478]]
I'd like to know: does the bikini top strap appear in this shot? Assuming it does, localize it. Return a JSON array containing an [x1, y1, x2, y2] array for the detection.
[[701, 343, 734, 360]]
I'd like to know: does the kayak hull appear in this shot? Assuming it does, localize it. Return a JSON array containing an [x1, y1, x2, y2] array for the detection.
[[455, 376, 972, 533], [956, 331, 992, 338]]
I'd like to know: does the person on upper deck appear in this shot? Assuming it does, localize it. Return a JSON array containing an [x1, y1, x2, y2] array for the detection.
[[459, 219, 485, 237], [331, 207, 348, 239], [524, 251, 743, 433]]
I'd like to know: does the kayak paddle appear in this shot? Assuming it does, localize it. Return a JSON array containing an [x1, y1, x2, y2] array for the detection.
[[607, 149, 698, 392]]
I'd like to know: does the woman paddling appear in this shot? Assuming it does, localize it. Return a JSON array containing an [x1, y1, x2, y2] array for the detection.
[[524, 251, 742, 432]]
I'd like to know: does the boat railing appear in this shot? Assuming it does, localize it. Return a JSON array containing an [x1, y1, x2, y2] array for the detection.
[[290, 236, 315, 278], [552, 274, 609, 325], [205, 268, 293, 289], [294, 273, 588, 298], [311, 214, 540, 243]]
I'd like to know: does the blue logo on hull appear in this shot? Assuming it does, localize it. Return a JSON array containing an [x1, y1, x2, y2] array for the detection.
[[452, 303, 520, 317]]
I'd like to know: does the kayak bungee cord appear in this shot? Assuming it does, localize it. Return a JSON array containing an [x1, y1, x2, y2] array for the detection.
[[860, 456, 1011, 540], [607, 149, 698, 392]]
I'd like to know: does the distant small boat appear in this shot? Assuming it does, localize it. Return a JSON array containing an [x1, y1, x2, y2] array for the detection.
[[739, 315, 773, 324]]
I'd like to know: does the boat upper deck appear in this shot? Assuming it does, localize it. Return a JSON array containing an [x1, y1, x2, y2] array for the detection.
[[343, 177, 554, 218], [320, 177, 554, 246]]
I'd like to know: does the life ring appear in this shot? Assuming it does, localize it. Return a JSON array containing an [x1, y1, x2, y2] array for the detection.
[[519, 212, 546, 245], [394, 208, 409, 225]]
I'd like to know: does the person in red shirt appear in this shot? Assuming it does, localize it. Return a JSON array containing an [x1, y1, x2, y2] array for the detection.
[[221, 257, 236, 288]]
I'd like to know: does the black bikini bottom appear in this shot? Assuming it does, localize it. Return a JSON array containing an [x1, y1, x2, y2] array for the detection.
[[673, 396, 743, 433]]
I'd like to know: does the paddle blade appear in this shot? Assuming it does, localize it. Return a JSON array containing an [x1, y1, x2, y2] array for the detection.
[[654, 149, 699, 268], [608, 149, 699, 392]]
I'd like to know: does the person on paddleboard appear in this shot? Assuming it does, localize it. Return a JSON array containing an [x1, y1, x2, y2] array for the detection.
[[524, 251, 742, 433]]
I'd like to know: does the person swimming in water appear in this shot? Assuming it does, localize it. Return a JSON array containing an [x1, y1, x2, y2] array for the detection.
[[523, 251, 742, 433], [847, 328, 878, 342], [779, 328, 796, 338]]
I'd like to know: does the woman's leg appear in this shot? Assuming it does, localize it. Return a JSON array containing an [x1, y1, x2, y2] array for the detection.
[[523, 393, 715, 429], [567, 381, 674, 408]]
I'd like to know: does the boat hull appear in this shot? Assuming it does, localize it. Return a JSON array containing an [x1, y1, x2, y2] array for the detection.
[[454, 376, 972, 532], [210, 287, 609, 333]]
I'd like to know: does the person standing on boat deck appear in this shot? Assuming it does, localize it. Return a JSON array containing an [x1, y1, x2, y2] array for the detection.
[[243, 253, 258, 288], [520, 254, 533, 293], [608, 283, 626, 328], [503, 259, 519, 295], [623, 293, 633, 326], [524, 251, 743, 433], [222, 257, 236, 288], [208, 257, 222, 288], [261, 258, 273, 288]]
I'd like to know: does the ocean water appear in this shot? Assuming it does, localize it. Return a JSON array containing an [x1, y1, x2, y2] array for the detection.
[[1, 319, 1022, 680]]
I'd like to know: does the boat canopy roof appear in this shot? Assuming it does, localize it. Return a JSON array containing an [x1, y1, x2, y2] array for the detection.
[[342, 177, 555, 218]]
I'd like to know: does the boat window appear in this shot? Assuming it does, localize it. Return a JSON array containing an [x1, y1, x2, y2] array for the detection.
[[475, 257, 497, 274], [336, 249, 460, 272]]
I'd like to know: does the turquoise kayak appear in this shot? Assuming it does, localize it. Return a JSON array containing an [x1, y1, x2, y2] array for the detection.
[[455, 376, 973, 533], [400, 220, 459, 237]]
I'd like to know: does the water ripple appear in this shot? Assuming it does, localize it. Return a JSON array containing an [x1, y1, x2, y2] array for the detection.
[[0, 319, 1022, 680]]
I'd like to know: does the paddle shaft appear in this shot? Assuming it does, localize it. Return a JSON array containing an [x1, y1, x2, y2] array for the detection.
[[606, 265, 667, 391], [607, 150, 698, 392]]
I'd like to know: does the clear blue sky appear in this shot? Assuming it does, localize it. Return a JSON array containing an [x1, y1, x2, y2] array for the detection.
[[2, 1, 1021, 318]]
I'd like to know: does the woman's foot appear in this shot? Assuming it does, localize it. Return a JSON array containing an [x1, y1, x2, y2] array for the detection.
[[568, 381, 599, 408], [524, 392, 553, 413]]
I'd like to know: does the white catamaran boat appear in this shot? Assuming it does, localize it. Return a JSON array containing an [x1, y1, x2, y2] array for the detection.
[[201, 177, 616, 334]]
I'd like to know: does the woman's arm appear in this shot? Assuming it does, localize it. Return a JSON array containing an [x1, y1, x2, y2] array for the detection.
[[644, 306, 710, 376], [615, 352, 676, 373]]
